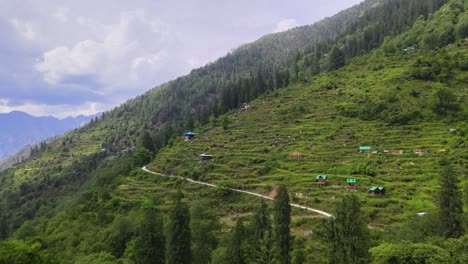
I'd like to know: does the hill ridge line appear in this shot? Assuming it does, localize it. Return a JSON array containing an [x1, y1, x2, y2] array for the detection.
[[142, 166, 333, 218]]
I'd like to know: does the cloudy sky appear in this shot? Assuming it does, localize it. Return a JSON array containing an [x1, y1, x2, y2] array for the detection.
[[0, 0, 362, 118]]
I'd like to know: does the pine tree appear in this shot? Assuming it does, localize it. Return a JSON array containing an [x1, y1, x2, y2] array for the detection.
[[190, 200, 220, 264], [273, 185, 291, 264], [0, 214, 8, 240], [327, 194, 370, 264], [252, 200, 270, 247], [256, 230, 276, 264], [108, 217, 133, 258], [134, 206, 165, 264], [251, 200, 271, 261], [329, 46, 345, 71], [227, 218, 246, 264], [140, 131, 155, 154], [166, 191, 191, 264], [438, 164, 464, 238]]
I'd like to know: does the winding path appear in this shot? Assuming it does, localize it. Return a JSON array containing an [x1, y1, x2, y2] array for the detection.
[[142, 166, 333, 218]]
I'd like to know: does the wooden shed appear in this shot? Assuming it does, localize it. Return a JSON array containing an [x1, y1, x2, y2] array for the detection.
[[346, 178, 357, 190], [384, 149, 403, 155], [359, 146, 371, 154], [184, 131, 196, 141], [368, 186, 386, 196], [315, 175, 328, 187], [199, 153, 212, 162], [240, 103, 251, 113], [288, 151, 303, 159]]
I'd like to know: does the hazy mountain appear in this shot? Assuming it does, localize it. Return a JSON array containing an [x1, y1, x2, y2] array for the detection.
[[0, 111, 95, 160]]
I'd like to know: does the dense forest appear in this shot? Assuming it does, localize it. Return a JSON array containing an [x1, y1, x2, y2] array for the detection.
[[0, 0, 467, 263]]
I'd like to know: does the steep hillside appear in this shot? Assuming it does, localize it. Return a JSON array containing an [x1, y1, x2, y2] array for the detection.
[[95, 0, 449, 156], [0, 0, 450, 215], [0, 0, 466, 262], [148, 43, 467, 226]]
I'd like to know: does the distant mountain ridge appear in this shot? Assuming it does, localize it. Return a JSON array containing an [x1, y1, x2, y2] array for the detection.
[[0, 111, 95, 160]]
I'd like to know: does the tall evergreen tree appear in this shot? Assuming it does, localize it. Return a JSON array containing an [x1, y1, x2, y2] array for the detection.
[[327, 194, 370, 264], [0, 214, 8, 240], [438, 164, 464, 238], [252, 200, 271, 247], [140, 131, 155, 154], [251, 200, 271, 261], [273, 185, 291, 264], [256, 230, 276, 264], [108, 217, 133, 258], [329, 46, 345, 71], [166, 191, 191, 264], [134, 206, 165, 264], [227, 218, 246, 264], [190, 200, 220, 264]]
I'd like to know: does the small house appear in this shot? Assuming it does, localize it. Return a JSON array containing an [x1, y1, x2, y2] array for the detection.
[[346, 178, 357, 189], [288, 151, 303, 159], [413, 149, 424, 156], [384, 149, 403, 155], [368, 186, 386, 196], [404, 46, 416, 52], [240, 103, 251, 113], [359, 146, 371, 154], [315, 175, 328, 187], [417, 212, 428, 217], [184, 131, 196, 141], [199, 153, 212, 162]]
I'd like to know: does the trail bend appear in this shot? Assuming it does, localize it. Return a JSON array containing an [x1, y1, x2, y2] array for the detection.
[[142, 166, 333, 218]]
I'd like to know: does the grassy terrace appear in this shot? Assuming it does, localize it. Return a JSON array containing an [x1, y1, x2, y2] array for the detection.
[[149, 46, 467, 226]]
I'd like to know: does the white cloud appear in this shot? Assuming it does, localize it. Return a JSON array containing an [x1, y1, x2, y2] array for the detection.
[[35, 40, 104, 84], [34, 9, 173, 94], [54, 7, 70, 23], [1, 0, 362, 119], [274, 18, 299, 33], [10, 19, 37, 40], [0, 97, 108, 118]]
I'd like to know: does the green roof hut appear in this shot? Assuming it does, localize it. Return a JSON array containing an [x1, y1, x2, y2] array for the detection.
[[368, 186, 386, 196], [346, 178, 357, 189], [315, 175, 328, 187], [359, 146, 371, 153]]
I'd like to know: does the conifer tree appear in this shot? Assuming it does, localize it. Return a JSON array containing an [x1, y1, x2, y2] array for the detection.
[[251, 200, 271, 261], [227, 218, 246, 264], [166, 191, 191, 264], [438, 164, 464, 238], [0, 214, 8, 240], [273, 185, 291, 264], [252, 199, 270, 244], [190, 200, 220, 264], [134, 206, 165, 264], [327, 194, 370, 264], [256, 230, 275, 264], [140, 131, 155, 154], [329, 46, 345, 71]]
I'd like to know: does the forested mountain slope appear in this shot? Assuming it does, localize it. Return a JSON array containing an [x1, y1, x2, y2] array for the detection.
[[0, 0, 466, 263], [149, 42, 467, 226]]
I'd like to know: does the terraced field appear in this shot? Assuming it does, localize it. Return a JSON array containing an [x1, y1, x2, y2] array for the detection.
[[148, 46, 467, 226]]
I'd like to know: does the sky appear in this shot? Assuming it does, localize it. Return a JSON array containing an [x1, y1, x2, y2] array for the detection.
[[0, 0, 363, 118]]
